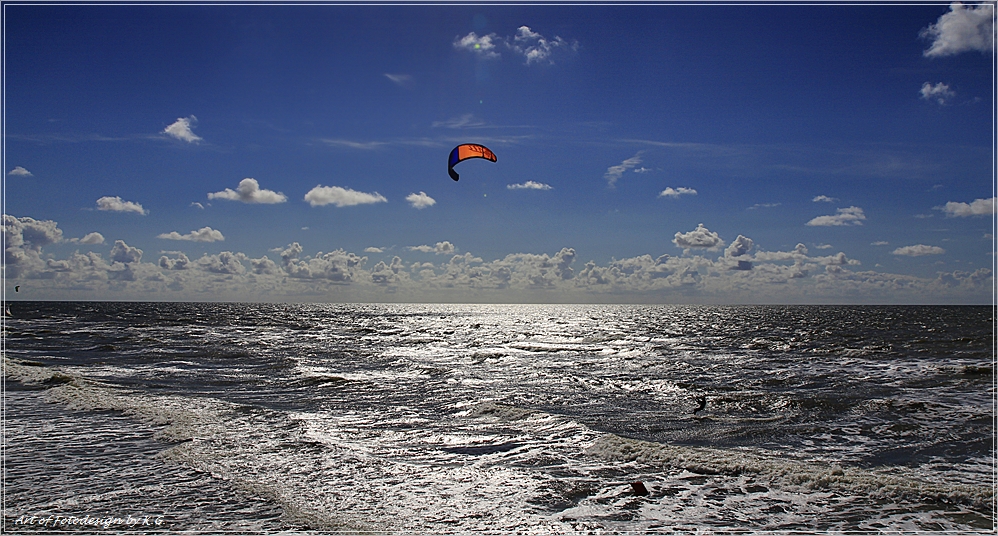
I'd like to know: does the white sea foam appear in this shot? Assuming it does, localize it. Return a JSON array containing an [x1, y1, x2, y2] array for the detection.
[[587, 434, 994, 510]]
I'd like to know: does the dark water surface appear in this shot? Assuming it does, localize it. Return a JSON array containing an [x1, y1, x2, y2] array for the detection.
[[3, 302, 994, 532]]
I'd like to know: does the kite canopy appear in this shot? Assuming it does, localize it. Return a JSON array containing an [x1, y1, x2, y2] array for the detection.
[[448, 144, 497, 181]]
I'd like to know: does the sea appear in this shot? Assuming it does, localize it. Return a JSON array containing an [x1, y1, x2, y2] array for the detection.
[[2, 302, 994, 533]]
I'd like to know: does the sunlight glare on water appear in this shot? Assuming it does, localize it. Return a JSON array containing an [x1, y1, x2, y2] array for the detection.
[[3, 303, 993, 532]]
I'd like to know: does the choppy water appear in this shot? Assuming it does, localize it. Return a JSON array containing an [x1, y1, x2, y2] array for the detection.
[[3, 302, 995, 532]]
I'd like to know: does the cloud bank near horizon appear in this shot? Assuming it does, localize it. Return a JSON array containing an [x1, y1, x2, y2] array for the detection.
[[3, 214, 989, 304]]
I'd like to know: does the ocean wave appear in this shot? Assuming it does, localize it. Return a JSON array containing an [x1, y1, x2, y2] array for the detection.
[[587, 434, 993, 510]]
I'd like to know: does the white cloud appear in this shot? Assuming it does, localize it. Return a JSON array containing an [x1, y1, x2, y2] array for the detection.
[[673, 223, 725, 252], [871, 241, 889, 246], [157, 227, 225, 242], [658, 187, 697, 198], [921, 3, 995, 57], [507, 181, 552, 191], [892, 244, 946, 256], [71, 232, 105, 245], [409, 241, 456, 255], [724, 235, 754, 257], [110, 240, 143, 263], [806, 206, 865, 226], [304, 186, 387, 208], [320, 139, 387, 150], [3, 215, 65, 278], [191, 202, 206, 209], [813, 252, 860, 266], [507, 25, 578, 65], [812, 195, 837, 203], [196, 252, 246, 274], [163, 115, 202, 143], [407, 191, 436, 209], [920, 82, 956, 104], [814, 244, 833, 250], [938, 197, 995, 217], [96, 196, 147, 215], [159, 252, 191, 271], [3, 215, 63, 248], [6, 213, 992, 304], [365, 247, 384, 254], [605, 153, 643, 188], [455, 27, 578, 65], [454, 32, 502, 59], [384, 73, 412, 87], [748, 203, 781, 210], [8, 166, 32, 177], [208, 178, 288, 204], [282, 248, 367, 282]]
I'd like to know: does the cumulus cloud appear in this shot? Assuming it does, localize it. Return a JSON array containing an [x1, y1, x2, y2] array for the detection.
[[250, 256, 281, 276], [659, 187, 697, 198], [305, 186, 387, 208], [406, 191, 436, 209], [454, 26, 578, 65], [197, 252, 247, 275], [365, 247, 384, 254], [937, 197, 995, 217], [71, 232, 105, 245], [5, 212, 992, 303], [163, 115, 202, 143], [507, 25, 579, 65], [96, 196, 147, 215], [110, 240, 143, 264], [814, 252, 860, 266], [920, 82, 956, 104], [921, 2, 995, 57], [371, 256, 407, 287], [892, 244, 946, 256], [157, 227, 225, 242], [812, 195, 837, 203], [208, 178, 288, 204], [12, 217, 63, 249], [507, 181, 553, 191], [673, 223, 725, 252], [8, 166, 32, 177], [283, 248, 367, 282], [936, 268, 992, 288], [3, 215, 64, 277], [806, 206, 865, 226], [718, 235, 755, 271], [454, 32, 502, 59], [159, 252, 191, 271], [605, 153, 643, 188], [410, 241, 456, 255], [724, 235, 755, 257]]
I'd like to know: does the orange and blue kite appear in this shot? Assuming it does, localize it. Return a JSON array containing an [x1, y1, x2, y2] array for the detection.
[[448, 143, 497, 181]]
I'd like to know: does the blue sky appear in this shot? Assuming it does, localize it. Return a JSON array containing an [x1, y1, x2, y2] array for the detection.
[[3, 2, 994, 303]]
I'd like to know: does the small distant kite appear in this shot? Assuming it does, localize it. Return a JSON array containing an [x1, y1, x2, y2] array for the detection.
[[448, 144, 496, 181]]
